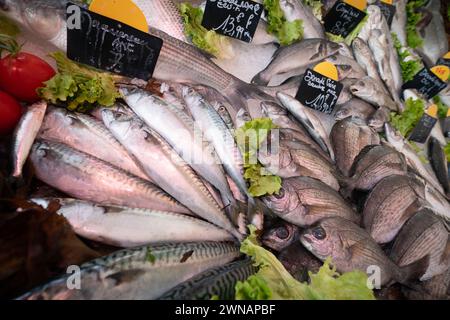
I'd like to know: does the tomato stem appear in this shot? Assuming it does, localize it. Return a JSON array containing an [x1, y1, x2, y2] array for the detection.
[[0, 34, 22, 57]]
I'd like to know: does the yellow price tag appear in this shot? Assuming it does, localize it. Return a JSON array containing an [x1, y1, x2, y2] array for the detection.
[[426, 104, 438, 118], [381, 0, 393, 4], [313, 62, 339, 81], [443, 52, 450, 59], [344, 0, 367, 11], [89, 0, 148, 33], [431, 65, 450, 82]]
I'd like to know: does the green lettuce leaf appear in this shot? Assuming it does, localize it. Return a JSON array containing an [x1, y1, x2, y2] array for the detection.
[[390, 97, 425, 137], [325, 15, 367, 45], [406, 0, 427, 48], [392, 33, 423, 82], [302, 0, 323, 21], [263, 0, 303, 46], [38, 52, 120, 113], [235, 119, 282, 197], [433, 96, 449, 119], [235, 226, 376, 300], [444, 143, 450, 160], [179, 3, 233, 59]]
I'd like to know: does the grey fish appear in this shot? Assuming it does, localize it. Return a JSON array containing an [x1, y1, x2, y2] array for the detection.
[[300, 217, 429, 286], [350, 76, 398, 111], [29, 140, 189, 214], [259, 139, 341, 190], [261, 221, 300, 252], [391, 0, 407, 46], [390, 209, 449, 281], [11, 101, 47, 178], [352, 37, 386, 91], [18, 242, 240, 300], [262, 176, 359, 227], [279, 0, 325, 39], [235, 108, 252, 129], [102, 109, 241, 239], [38, 107, 148, 181], [368, 106, 391, 132], [120, 87, 236, 209], [363, 175, 426, 244], [159, 258, 256, 300], [324, 54, 367, 79], [251, 39, 341, 85], [277, 92, 335, 161], [334, 98, 376, 122], [428, 137, 449, 195], [277, 241, 322, 282], [30, 198, 234, 247], [330, 116, 380, 176], [385, 123, 444, 194], [343, 145, 408, 196]]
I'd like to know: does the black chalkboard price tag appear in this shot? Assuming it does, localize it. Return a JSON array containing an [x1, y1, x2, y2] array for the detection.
[[436, 57, 450, 69], [323, 1, 366, 38], [408, 113, 437, 143], [201, 0, 263, 43], [66, 3, 163, 81], [295, 69, 343, 114], [375, 0, 396, 27], [402, 68, 447, 100]]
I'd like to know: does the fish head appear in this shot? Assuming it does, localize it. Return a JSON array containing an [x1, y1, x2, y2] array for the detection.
[[350, 79, 373, 98], [181, 86, 204, 107], [30, 140, 60, 166], [101, 108, 137, 137], [278, 0, 297, 20], [384, 123, 404, 149], [300, 218, 346, 261], [334, 107, 351, 121], [262, 221, 299, 252], [335, 64, 353, 80], [235, 108, 252, 128], [337, 43, 353, 58], [367, 5, 383, 25]]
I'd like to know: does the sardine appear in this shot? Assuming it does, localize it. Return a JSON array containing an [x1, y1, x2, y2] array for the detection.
[[30, 140, 189, 213], [11, 101, 47, 178]]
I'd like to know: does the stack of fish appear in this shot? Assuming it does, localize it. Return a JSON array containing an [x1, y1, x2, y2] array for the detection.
[[3, 0, 449, 300]]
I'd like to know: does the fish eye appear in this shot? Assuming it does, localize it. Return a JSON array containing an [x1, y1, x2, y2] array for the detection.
[[274, 188, 285, 199], [312, 226, 326, 240], [218, 106, 226, 112], [275, 227, 289, 240]]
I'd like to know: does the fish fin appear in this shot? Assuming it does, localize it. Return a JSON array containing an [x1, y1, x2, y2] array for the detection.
[[397, 255, 430, 285], [347, 145, 378, 177], [439, 238, 450, 265], [105, 269, 146, 286], [246, 198, 265, 231]]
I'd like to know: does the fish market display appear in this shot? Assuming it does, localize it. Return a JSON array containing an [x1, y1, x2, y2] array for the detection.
[[0, 0, 449, 302]]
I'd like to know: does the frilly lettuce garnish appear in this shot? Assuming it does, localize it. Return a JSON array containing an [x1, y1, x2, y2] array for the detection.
[[390, 97, 425, 137], [235, 118, 282, 197], [263, 0, 304, 46], [303, 0, 323, 21], [179, 3, 234, 59], [406, 0, 427, 49], [38, 52, 120, 113], [325, 15, 368, 46], [235, 226, 376, 300], [392, 33, 423, 82], [433, 96, 449, 119]]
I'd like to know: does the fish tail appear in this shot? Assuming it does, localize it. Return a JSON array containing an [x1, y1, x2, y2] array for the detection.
[[397, 255, 430, 285]]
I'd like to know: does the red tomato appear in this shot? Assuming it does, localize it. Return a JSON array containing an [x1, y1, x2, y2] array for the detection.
[[0, 52, 55, 103], [0, 91, 22, 135]]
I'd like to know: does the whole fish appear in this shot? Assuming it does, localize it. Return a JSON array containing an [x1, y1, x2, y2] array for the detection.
[[251, 39, 341, 85], [120, 87, 237, 208], [330, 116, 380, 176], [343, 145, 408, 196], [262, 176, 359, 227], [261, 221, 300, 252], [390, 209, 449, 281], [279, 0, 325, 39], [259, 139, 341, 190], [277, 242, 322, 282], [385, 123, 444, 194], [363, 175, 426, 244], [334, 98, 376, 122], [39, 107, 148, 181], [350, 76, 399, 111], [19, 242, 240, 300], [31, 198, 234, 247], [11, 101, 47, 178], [391, 0, 407, 47], [159, 258, 256, 300], [30, 140, 189, 214], [182, 87, 249, 200], [277, 92, 335, 161], [428, 137, 449, 195], [102, 109, 241, 239], [300, 217, 429, 286]]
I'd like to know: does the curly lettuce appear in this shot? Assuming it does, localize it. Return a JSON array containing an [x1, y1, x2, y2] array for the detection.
[[390, 98, 425, 137], [263, 0, 304, 46], [179, 3, 233, 59], [392, 33, 423, 82], [235, 118, 282, 197], [38, 52, 120, 113], [406, 0, 427, 48], [433, 96, 449, 119], [235, 226, 376, 300], [303, 0, 323, 21]]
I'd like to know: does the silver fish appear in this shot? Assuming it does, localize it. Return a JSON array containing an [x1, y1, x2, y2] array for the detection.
[[279, 0, 325, 39], [102, 109, 241, 239], [31, 198, 234, 247], [38, 107, 149, 181], [19, 242, 240, 300], [391, 0, 407, 46], [120, 87, 236, 208], [334, 98, 376, 122], [324, 54, 367, 79], [350, 76, 399, 111], [277, 92, 335, 161], [30, 140, 189, 214], [11, 101, 47, 178]]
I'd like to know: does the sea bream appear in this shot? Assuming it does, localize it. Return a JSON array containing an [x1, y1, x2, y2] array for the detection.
[[29, 140, 189, 214], [18, 242, 240, 300]]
